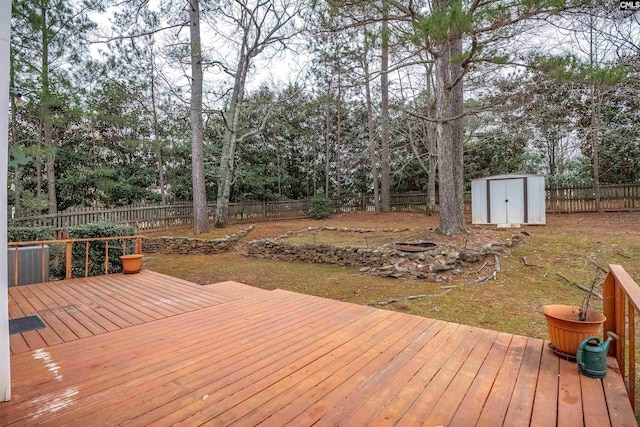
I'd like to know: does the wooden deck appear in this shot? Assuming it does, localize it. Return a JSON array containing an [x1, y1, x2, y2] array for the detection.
[[7, 270, 236, 355], [1, 272, 636, 426]]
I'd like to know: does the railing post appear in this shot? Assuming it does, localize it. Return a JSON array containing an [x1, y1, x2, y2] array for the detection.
[[135, 237, 142, 255], [603, 270, 616, 357], [628, 299, 636, 410], [13, 247, 19, 287], [40, 243, 45, 284], [615, 285, 626, 379], [65, 242, 73, 280], [85, 241, 89, 278], [105, 241, 109, 275]]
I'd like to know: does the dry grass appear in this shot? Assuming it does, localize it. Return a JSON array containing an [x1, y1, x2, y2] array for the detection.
[[143, 211, 640, 339]]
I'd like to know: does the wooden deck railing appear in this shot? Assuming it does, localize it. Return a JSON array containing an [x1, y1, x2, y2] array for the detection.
[[603, 264, 640, 410], [7, 236, 142, 285]]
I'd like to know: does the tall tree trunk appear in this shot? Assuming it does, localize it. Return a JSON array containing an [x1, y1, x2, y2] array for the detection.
[[379, 6, 391, 213], [450, 34, 465, 225], [434, 0, 465, 235], [9, 55, 21, 216], [363, 33, 380, 213], [149, 48, 166, 205], [189, 0, 208, 234], [45, 151, 56, 214], [549, 142, 556, 176], [427, 108, 437, 215], [336, 67, 342, 198], [215, 53, 247, 227], [424, 62, 437, 216], [41, 6, 56, 214], [156, 149, 166, 204], [36, 155, 42, 197], [324, 80, 332, 197], [276, 137, 282, 196], [591, 86, 601, 212], [589, 16, 601, 213], [313, 158, 317, 196]]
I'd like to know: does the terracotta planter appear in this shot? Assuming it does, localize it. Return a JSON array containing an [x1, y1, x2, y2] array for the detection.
[[542, 304, 606, 356], [120, 254, 143, 274]]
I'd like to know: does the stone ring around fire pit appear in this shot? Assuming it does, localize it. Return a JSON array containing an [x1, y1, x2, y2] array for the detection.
[[392, 242, 437, 253]]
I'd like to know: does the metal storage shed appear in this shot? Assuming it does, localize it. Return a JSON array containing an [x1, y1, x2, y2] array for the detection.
[[471, 174, 546, 225]]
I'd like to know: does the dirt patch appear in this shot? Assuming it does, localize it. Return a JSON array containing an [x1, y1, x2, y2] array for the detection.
[[142, 224, 251, 239], [277, 226, 502, 250]]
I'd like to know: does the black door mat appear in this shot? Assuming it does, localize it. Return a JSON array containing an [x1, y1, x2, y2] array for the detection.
[[9, 316, 46, 335]]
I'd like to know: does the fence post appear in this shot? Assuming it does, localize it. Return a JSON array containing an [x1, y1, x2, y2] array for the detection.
[[65, 242, 73, 280]]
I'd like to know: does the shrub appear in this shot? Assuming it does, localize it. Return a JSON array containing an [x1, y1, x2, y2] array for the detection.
[[8, 226, 53, 242], [309, 196, 332, 219], [68, 222, 137, 277]]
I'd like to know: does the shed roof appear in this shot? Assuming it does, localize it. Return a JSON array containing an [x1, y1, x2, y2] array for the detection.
[[472, 174, 545, 181]]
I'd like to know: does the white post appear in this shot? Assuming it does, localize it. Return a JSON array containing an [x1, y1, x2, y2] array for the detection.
[[0, 0, 12, 402]]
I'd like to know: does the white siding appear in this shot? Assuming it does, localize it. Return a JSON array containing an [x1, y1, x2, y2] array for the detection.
[[527, 176, 546, 224], [471, 179, 487, 224], [0, 0, 12, 401]]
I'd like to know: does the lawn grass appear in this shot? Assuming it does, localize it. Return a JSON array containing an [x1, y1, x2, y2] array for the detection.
[[143, 211, 640, 339]]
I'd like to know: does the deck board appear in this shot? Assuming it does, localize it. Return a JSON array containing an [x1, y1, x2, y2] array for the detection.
[[1, 272, 636, 426], [204, 280, 271, 299], [7, 270, 236, 354], [476, 334, 528, 426], [530, 342, 560, 426], [502, 338, 544, 426], [421, 330, 501, 427]]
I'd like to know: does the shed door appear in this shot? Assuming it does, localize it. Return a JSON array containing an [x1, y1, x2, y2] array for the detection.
[[489, 179, 525, 224]]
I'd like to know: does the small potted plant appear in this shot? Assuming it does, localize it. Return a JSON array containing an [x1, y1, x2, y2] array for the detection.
[[120, 253, 143, 274], [542, 269, 605, 357]]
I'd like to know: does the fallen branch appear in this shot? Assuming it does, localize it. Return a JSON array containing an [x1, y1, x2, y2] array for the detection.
[[369, 288, 453, 306], [522, 256, 542, 268], [465, 254, 500, 286], [474, 261, 489, 274], [617, 251, 632, 259], [465, 272, 496, 285], [590, 259, 607, 274], [555, 272, 603, 300]]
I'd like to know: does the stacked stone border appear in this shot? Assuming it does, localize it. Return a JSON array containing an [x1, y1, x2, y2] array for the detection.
[[248, 228, 527, 281], [143, 225, 255, 255]]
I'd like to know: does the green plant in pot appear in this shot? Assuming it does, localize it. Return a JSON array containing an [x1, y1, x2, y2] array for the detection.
[[542, 268, 606, 358]]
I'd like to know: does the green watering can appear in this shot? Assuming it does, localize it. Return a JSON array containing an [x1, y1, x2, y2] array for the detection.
[[576, 331, 619, 379]]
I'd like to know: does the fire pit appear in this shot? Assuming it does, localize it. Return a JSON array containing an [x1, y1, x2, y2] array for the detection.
[[392, 242, 437, 253]]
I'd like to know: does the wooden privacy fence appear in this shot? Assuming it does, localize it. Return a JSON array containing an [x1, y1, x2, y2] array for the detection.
[[7, 236, 142, 284], [546, 183, 640, 213], [11, 183, 640, 233], [603, 264, 640, 410]]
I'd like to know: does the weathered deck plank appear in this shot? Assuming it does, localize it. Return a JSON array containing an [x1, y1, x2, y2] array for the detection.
[[7, 270, 236, 354], [1, 272, 636, 426], [530, 343, 560, 426]]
